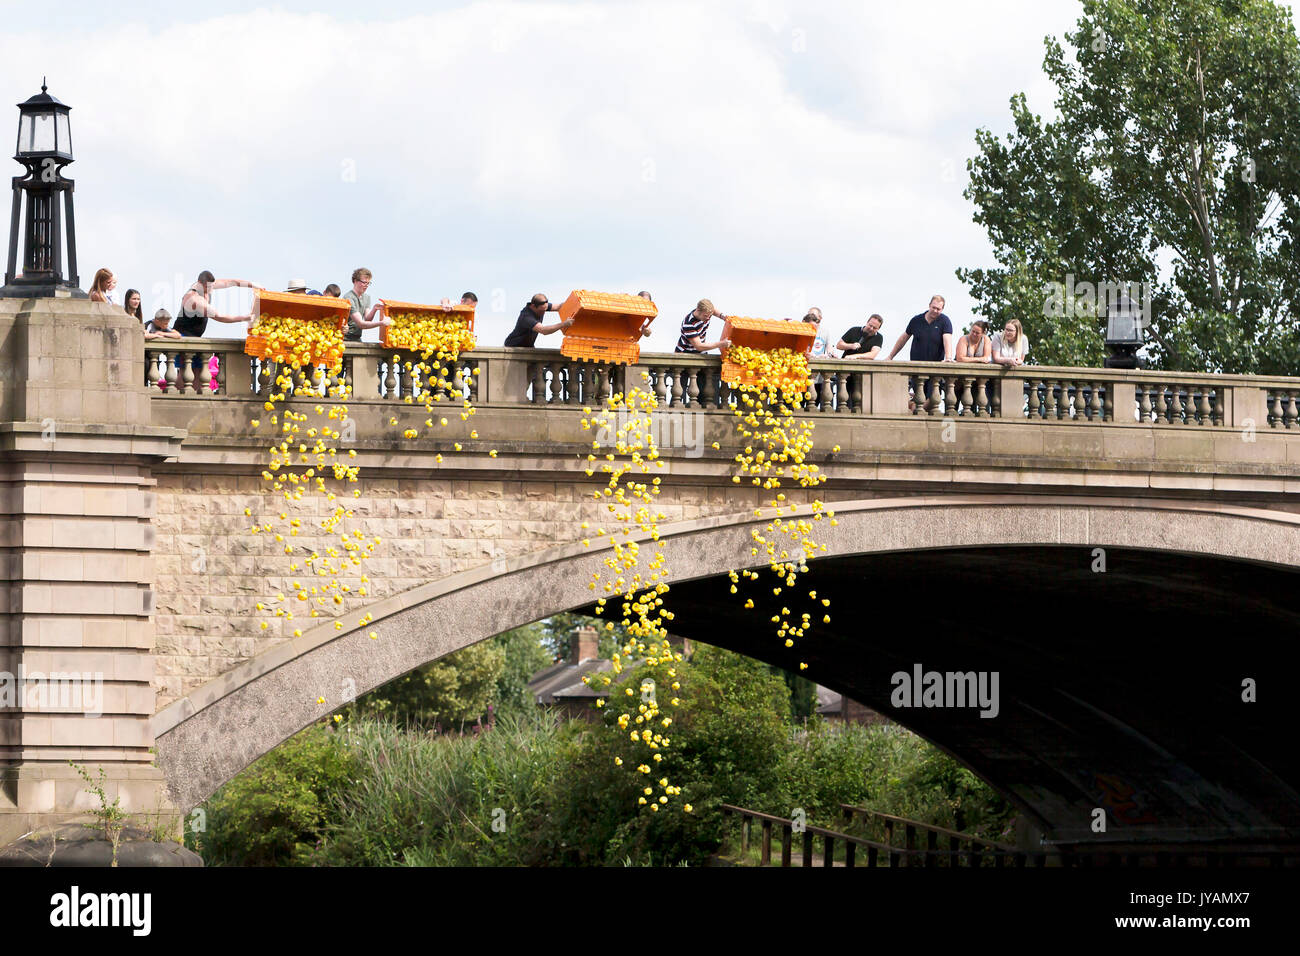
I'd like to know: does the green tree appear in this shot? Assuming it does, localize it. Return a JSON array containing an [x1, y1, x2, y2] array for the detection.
[[489, 623, 551, 721], [775, 667, 819, 720], [360, 641, 504, 732], [959, 0, 1300, 373]]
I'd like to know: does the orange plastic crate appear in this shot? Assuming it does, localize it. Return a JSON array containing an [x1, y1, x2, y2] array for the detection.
[[378, 299, 477, 348], [562, 336, 641, 364], [721, 315, 816, 355], [244, 334, 342, 368], [245, 291, 348, 366], [557, 290, 656, 365], [719, 316, 816, 392], [253, 289, 350, 326]]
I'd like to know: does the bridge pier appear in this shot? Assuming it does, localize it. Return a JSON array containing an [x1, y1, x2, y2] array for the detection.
[[0, 298, 184, 845]]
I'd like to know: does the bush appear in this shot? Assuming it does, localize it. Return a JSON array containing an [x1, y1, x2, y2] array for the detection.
[[193, 647, 1017, 866], [188, 723, 358, 866]]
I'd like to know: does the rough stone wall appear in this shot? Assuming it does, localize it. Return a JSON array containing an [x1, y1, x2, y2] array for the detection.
[[150, 472, 858, 709]]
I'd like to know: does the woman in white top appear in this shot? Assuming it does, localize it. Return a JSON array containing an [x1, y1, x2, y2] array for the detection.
[[991, 319, 1029, 366]]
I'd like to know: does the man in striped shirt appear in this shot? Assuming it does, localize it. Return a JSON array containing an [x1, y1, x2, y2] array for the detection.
[[675, 298, 732, 353]]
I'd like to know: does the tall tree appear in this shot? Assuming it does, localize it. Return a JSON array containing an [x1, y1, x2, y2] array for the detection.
[[959, 0, 1300, 373]]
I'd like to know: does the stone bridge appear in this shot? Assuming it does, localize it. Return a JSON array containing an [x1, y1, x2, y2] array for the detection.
[[4, 298, 1300, 849]]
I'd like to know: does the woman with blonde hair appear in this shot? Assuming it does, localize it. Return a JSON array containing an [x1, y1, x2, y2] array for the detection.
[[991, 318, 1029, 366], [88, 267, 115, 304]]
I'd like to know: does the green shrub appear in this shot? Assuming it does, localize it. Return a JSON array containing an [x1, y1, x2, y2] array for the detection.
[[188, 723, 358, 866], [192, 646, 1017, 866]]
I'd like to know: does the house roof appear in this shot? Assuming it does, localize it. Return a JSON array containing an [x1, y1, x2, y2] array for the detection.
[[527, 658, 616, 704], [816, 686, 842, 715]]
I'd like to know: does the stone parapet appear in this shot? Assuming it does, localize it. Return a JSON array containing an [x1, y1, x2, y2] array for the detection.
[[0, 298, 184, 846]]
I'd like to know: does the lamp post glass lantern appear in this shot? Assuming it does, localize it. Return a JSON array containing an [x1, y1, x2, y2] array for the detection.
[[0, 80, 85, 298], [1103, 293, 1143, 369]]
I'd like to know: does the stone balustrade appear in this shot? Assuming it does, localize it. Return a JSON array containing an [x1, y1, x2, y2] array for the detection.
[[143, 340, 1297, 429]]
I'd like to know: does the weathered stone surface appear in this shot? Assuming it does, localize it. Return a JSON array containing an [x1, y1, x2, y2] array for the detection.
[[0, 824, 202, 867]]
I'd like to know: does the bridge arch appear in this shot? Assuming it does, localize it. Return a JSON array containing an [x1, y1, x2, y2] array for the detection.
[[153, 494, 1300, 840]]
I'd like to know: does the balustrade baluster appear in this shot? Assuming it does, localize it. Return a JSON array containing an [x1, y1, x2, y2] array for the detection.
[[548, 362, 563, 404], [958, 376, 974, 416], [566, 362, 582, 405], [975, 377, 990, 416], [686, 368, 701, 407], [1026, 381, 1039, 419], [576, 364, 592, 405], [1269, 390, 1284, 428], [385, 359, 400, 401], [1088, 383, 1101, 421], [1196, 387, 1211, 427], [1168, 384, 1183, 424], [180, 353, 195, 394], [1102, 384, 1113, 422], [929, 376, 944, 416], [549, 363, 564, 404], [1138, 384, 1152, 423], [1071, 381, 1084, 420], [147, 352, 162, 392], [699, 367, 716, 408], [1043, 381, 1057, 419], [989, 377, 1001, 418], [670, 368, 683, 407], [1154, 385, 1168, 423], [831, 372, 847, 413], [1285, 391, 1299, 429], [945, 376, 960, 416], [817, 372, 832, 413]]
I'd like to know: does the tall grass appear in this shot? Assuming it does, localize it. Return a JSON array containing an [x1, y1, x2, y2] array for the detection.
[[310, 709, 572, 866]]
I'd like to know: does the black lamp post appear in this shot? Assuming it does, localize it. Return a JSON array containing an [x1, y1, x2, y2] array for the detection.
[[0, 80, 84, 298], [1103, 292, 1143, 369]]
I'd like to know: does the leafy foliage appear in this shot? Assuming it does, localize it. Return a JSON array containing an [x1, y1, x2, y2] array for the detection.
[[187, 724, 359, 866], [195, 646, 1015, 866], [488, 624, 552, 721], [358, 640, 504, 732], [959, 0, 1300, 372]]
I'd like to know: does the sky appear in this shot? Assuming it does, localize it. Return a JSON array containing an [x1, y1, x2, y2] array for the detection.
[[3, 0, 1297, 354]]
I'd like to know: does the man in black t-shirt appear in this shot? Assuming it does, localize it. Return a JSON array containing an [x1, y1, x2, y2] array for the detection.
[[836, 314, 884, 359], [504, 293, 573, 348]]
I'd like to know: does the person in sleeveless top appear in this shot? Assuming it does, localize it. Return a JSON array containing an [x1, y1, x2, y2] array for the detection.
[[954, 319, 992, 363], [175, 269, 258, 338]]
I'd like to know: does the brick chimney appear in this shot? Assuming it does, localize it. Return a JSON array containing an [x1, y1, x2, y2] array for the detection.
[[571, 625, 599, 664]]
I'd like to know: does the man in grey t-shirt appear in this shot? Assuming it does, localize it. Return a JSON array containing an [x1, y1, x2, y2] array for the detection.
[[342, 267, 388, 342]]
